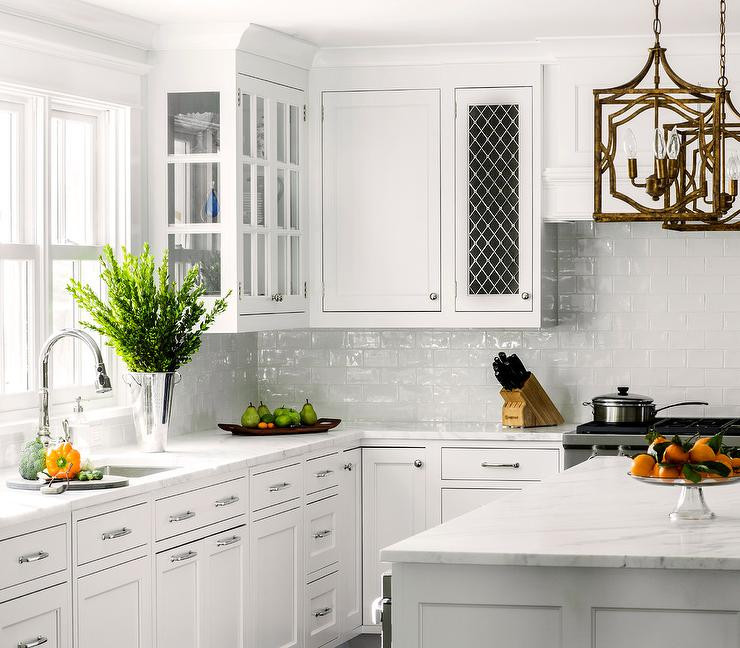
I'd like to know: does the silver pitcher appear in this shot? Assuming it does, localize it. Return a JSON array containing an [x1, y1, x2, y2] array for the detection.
[[123, 372, 182, 452]]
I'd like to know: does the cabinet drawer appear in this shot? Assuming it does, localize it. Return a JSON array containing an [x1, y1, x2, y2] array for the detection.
[[305, 495, 339, 575], [155, 477, 246, 541], [251, 463, 302, 512], [77, 502, 150, 565], [304, 454, 340, 496], [0, 524, 67, 592], [441, 447, 559, 481], [306, 571, 339, 648]]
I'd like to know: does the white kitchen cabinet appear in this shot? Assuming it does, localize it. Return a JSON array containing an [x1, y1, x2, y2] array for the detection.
[[441, 487, 521, 523], [455, 87, 534, 313], [76, 556, 151, 648], [0, 583, 70, 648], [250, 506, 303, 648], [305, 571, 339, 648], [339, 448, 362, 634], [321, 89, 441, 312], [203, 531, 246, 648], [362, 447, 427, 626], [305, 494, 339, 575]]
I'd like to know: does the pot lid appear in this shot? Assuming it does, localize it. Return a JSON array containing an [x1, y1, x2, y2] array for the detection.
[[592, 386, 654, 406]]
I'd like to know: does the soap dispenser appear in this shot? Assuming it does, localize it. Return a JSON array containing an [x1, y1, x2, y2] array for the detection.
[[68, 396, 94, 455]]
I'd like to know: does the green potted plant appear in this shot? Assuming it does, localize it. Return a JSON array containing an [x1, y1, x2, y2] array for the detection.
[[67, 244, 229, 452]]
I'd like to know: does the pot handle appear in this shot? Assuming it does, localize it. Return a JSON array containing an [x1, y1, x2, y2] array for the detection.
[[654, 401, 709, 414], [582, 401, 593, 409], [173, 371, 182, 385], [122, 373, 141, 388]]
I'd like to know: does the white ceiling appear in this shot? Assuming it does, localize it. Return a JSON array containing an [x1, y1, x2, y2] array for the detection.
[[74, 0, 738, 48]]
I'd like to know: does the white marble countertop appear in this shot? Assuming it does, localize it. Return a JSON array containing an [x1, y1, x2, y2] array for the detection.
[[0, 421, 571, 531], [381, 456, 740, 571]]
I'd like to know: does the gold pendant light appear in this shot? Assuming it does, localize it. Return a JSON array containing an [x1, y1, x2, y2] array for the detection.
[[593, 0, 740, 231]]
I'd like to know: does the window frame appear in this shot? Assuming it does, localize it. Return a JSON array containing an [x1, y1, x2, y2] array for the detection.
[[0, 83, 130, 419]]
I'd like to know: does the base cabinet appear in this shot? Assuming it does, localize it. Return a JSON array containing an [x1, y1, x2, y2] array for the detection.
[[339, 448, 362, 634], [0, 583, 70, 648], [250, 507, 303, 648], [306, 571, 339, 648], [76, 556, 151, 648], [362, 447, 428, 626]]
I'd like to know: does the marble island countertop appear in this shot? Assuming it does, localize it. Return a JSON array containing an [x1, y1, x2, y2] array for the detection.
[[381, 456, 740, 571], [0, 421, 572, 530]]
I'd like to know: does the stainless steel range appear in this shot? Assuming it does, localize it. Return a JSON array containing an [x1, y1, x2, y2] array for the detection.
[[563, 417, 740, 469]]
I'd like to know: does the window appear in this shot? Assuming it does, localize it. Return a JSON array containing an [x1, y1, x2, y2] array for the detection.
[[0, 85, 129, 417]]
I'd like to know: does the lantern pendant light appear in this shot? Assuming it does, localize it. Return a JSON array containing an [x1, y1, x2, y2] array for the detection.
[[593, 0, 740, 231]]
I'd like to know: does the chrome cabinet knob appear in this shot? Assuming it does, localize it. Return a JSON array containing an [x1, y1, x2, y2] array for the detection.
[[344, 462, 353, 471], [521, 292, 530, 300], [414, 459, 423, 468], [271, 293, 284, 302], [429, 292, 438, 300]]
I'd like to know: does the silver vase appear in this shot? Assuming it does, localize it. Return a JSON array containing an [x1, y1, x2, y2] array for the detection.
[[123, 372, 182, 452]]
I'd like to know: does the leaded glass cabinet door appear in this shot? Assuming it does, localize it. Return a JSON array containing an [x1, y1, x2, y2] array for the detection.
[[238, 76, 305, 315], [455, 87, 533, 312]]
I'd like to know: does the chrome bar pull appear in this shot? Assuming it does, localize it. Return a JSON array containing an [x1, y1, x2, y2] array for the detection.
[[101, 527, 132, 541], [170, 550, 198, 563], [313, 607, 332, 618], [314, 470, 333, 478], [216, 535, 241, 548], [215, 495, 239, 507], [18, 551, 49, 564], [18, 636, 48, 648], [481, 462, 520, 469], [169, 510, 196, 523], [313, 529, 332, 539], [268, 482, 290, 492]]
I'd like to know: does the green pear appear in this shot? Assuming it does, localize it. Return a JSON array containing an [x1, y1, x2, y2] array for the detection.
[[240, 402, 260, 428], [275, 414, 292, 428], [257, 401, 271, 419], [300, 399, 318, 426]]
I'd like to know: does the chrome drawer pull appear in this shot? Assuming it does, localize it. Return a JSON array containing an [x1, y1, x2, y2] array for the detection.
[[215, 495, 240, 507], [169, 510, 196, 523], [314, 607, 332, 618], [216, 535, 241, 547], [102, 527, 132, 541], [18, 551, 49, 564], [170, 550, 198, 563], [481, 462, 520, 469], [18, 636, 48, 648], [313, 529, 332, 539], [268, 482, 290, 492], [314, 469, 334, 478]]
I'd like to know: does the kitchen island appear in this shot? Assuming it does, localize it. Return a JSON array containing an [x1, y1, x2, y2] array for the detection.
[[381, 456, 740, 647]]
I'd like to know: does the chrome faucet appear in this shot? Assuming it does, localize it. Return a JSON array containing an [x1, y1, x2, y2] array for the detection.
[[38, 328, 112, 442]]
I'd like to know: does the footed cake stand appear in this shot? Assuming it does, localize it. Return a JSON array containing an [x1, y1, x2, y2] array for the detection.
[[628, 473, 740, 521]]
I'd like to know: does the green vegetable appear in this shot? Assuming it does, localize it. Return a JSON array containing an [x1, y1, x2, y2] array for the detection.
[[275, 414, 292, 428], [66, 244, 230, 372], [260, 413, 275, 424], [18, 437, 47, 480], [78, 469, 104, 481]]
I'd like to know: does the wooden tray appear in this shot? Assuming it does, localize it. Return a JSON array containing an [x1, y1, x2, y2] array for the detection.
[[7, 474, 130, 491], [219, 418, 341, 436]]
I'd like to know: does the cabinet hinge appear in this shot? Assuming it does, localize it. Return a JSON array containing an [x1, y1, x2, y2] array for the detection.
[[321, 105, 325, 121], [454, 281, 458, 297], [304, 281, 308, 298], [237, 89, 241, 108], [303, 105, 307, 122], [322, 283, 326, 298], [454, 101, 457, 118]]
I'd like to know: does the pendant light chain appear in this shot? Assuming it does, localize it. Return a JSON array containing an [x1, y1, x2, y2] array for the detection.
[[653, 0, 662, 44], [719, 0, 728, 88]]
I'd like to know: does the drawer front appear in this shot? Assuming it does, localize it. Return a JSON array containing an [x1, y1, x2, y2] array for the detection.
[[251, 463, 302, 512], [306, 572, 339, 648], [77, 502, 151, 565], [156, 477, 246, 541], [0, 524, 67, 592], [441, 447, 560, 481], [304, 454, 340, 495], [305, 495, 339, 575]]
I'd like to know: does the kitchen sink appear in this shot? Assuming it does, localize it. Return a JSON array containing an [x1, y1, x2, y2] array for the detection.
[[97, 465, 181, 478]]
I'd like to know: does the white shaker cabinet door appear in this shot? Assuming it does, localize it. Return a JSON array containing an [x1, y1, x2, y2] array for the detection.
[[339, 448, 362, 635], [322, 89, 441, 312], [455, 87, 534, 312], [362, 447, 427, 626], [0, 583, 70, 648], [76, 556, 151, 648], [249, 507, 303, 648]]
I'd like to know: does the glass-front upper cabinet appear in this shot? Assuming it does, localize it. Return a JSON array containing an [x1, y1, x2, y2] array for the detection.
[[166, 91, 222, 296], [455, 87, 533, 312], [238, 76, 305, 315]]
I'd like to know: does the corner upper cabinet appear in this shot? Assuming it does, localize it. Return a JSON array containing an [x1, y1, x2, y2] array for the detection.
[[455, 87, 534, 313], [321, 89, 441, 313]]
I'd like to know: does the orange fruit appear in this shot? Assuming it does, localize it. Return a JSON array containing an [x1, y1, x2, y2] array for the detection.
[[731, 457, 740, 472], [715, 453, 733, 476], [257, 421, 268, 429], [656, 464, 682, 479], [695, 437, 712, 446], [689, 443, 716, 463], [267, 422, 275, 429], [663, 443, 689, 465], [630, 454, 656, 477]]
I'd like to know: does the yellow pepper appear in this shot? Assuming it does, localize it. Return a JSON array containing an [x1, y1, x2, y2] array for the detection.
[[46, 442, 81, 480]]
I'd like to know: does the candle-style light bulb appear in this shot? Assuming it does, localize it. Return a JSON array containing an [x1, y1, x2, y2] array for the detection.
[[666, 127, 681, 160], [728, 153, 740, 181], [623, 128, 638, 159], [653, 128, 667, 159]]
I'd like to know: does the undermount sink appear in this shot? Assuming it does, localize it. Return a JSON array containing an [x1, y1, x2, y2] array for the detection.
[[97, 465, 181, 478]]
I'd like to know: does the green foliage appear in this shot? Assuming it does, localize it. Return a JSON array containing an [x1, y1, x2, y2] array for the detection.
[[67, 244, 230, 372]]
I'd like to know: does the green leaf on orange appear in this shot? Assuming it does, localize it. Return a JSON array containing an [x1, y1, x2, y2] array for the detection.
[[682, 464, 702, 484]]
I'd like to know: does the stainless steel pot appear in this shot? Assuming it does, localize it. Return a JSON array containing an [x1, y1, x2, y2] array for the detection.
[[583, 386, 708, 424]]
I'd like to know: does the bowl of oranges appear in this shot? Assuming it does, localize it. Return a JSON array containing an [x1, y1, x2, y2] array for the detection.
[[628, 431, 740, 520]]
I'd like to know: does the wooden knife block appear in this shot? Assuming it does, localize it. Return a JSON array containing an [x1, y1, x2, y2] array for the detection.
[[500, 374, 564, 428]]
